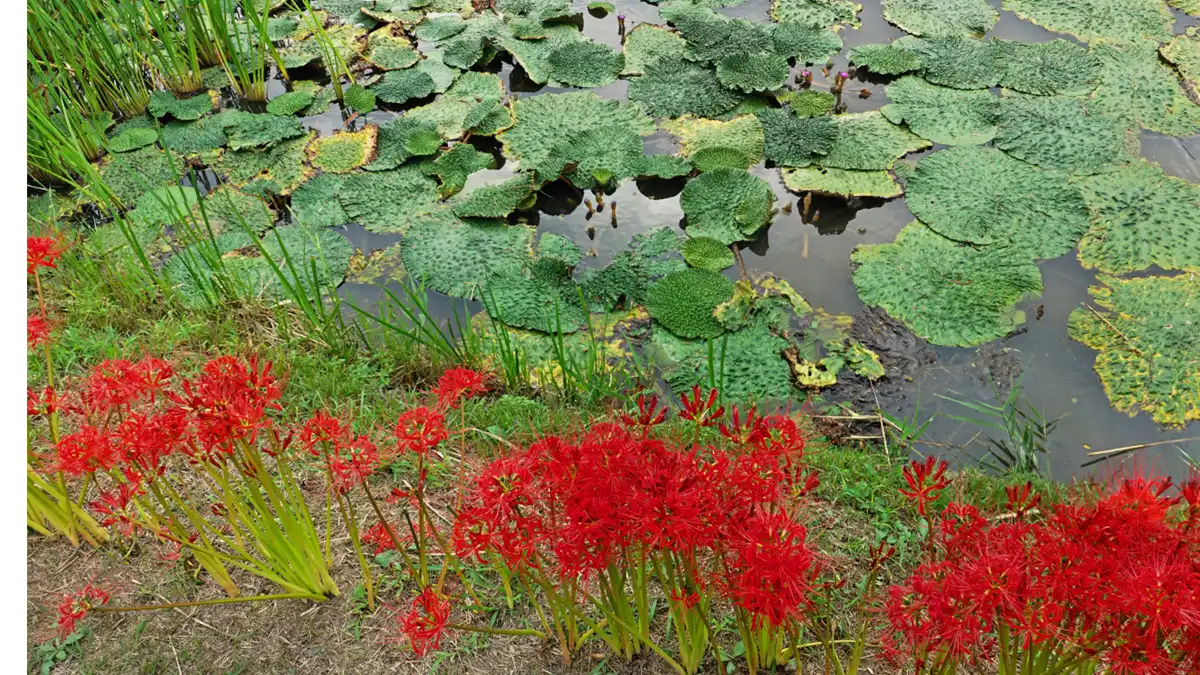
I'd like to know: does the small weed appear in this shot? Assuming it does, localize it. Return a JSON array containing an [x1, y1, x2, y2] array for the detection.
[[31, 630, 86, 675]]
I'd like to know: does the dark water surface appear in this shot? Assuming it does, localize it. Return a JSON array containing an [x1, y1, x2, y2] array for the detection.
[[299, 0, 1199, 480]]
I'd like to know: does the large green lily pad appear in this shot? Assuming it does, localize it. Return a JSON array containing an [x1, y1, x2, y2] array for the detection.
[[770, 0, 861, 30], [401, 209, 534, 299], [365, 24, 420, 70], [107, 127, 159, 153], [999, 39, 1101, 96], [266, 91, 316, 117], [622, 24, 688, 75], [428, 143, 494, 197], [852, 221, 1043, 347], [148, 90, 218, 121], [366, 117, 443, 172], [993, 95, 1137, 175], [213, 132, 315, 196], [646, 269, 735, 339], [848, 43, 923, 75], [484, 272, 588, 334], [1089, 40, 1200, 137], [1068, 274, 1199, 427], [627, 56, 746, 119], [1162, 28, 1200, 90], [225, 113, 306, 150], [1075, 161, 1200, 275], [893, 35, 1006, 89], [681, 237, 735, 272], [905, 146, 1089, 259], [340, 167, 441, 233], [307, 127, 378, 174], [817, 111, 931, 170], [452, 176, 536, 218], [882, 0, 997, 37], [782, 167, 903, 198], [664, 115, 765, 168], [193, 185, 276, 236], [92, 146, 186, 208], [881, 76, 999, 146], [546, 40, 624, 88], [715, 52, 791, 93], [407, 72, 508, 140], [290, 173, 348, 228], [757, 109, 838, 167], [1001, 0, 1173, 44], [373, 69, 437, 106], [680, 167, 774, 245]]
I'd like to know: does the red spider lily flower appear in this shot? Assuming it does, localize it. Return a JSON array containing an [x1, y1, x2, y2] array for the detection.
[[28, 233, 70, 275], [900, 457, 950, 516], [299, 410, 348, 455], [57, 583, 109, 637], [620, 393, 666, 435], [435, 367, 489, 410], [1181, 469, 1200, 525], [82, 357, 176, 415], [796, 469, 821, 497], [398, 588, 452, 657], [361, 522, 397, 555], [329, 435, 379, 493], [28, 313, 50, 346], [726, 511, 820, 628], [89, 480, 144, 537], [171, 356, 281, 455], [155, 529, 198, 566], [56, 426, 123, 476], [679, 386, 724, 428], [758, 415, 806, 465], [1004, 482, 1041, 520], [869, 540, 896, 570], [116, 410, 187, 477], [131, 357, 174, 403], [395, 407, 447, 456], [28, 386, 57, 417], [720, 405, 767, 447], [670, 589, 701, 610]]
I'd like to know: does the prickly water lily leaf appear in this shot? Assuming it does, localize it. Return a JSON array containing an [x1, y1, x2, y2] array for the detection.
[[401, 209, 534, 299], [781, 167, 903, 198], [214, 132, 314, 195], [498, 92, 655, 178], [680, 167, 774, 245], [691, 147, 753, 172], [293, 81, 337, 116], [906, 146, 1089, 258], [496, 0, 577, 22], [340, 167, 441, 233], [408, 72, 506, 140], [882, 0, 997, 36], [637, 154, 694, 179], [546, 41, 624, 88], [852, 221, 1043, 347], [646, 269, 735, 339], [429, 143, 493, 197], [665, 115, 765, 166], [373, 69, 437, 105], [622, 24, 688, 75], [290, 173, 348, 228], [1169, 0, 1200, 14], [681, 237, 735, 272], [92, 146, 186, 208], [1075, 161, 1200, 275], [775, 91, 835, 119], [771, 22, 844, 63], [993, 95, 1137, 175], [538, 232, 583, 267], [757, 108, 838, 166], [895, 35, 1005, 89], [485, 272, 588, 334], [342, 85, 376, 115], [193, 185, 276, 236], [848, 43, 922, 75], [1001, 0, 1173, 44], [128, 186, 201, 228], [627, 56, 745, 119], [496, 25, 592, 84], [1089, 40, 1200, 137], [770, 0, 861, 29], [107, 126, 159, 153], [630, 227, 684, 259], [1162, 28, 1200, 89], [716, 52, 791, 93], [452, 176, 536, 218], [365, 25, 420, 70], [307, 127, 378, 174], [366, 116, 443, 172], [1068, 275, 1200, 427], [817, 111, 931, 170], [266, 91, 315, 116], [661, 317, 795, 401], [415, 51, 460, 94], [313, 0, 377, 26], [225, 113, 306, 150], [881, 76, 998, 146], [999, 39, 1100, 96], [148, 90, 217, 121], [561, 125, 646, 189]]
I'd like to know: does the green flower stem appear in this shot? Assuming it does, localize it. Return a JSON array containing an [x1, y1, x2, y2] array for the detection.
[[447, 623, 546, 639], [93, 592, 323, 614]]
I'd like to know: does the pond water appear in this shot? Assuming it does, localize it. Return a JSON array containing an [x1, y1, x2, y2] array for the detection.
[[290, 0, 1198, 480]]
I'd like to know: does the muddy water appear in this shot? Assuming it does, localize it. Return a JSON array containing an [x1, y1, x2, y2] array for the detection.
[[313, 0, 1200, 480]]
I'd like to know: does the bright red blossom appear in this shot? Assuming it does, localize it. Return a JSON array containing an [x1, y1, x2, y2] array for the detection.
[[28, 313, 50, 346], [900, 456, 950, 516], [679, 386, 724, 428], [399, 588, 452, 657], [89, 480, 144, 537], [57, 584, 109, 637], [395, 407, 447, 456], [434, 367, 488, 410], [28, 234, 70, 275], [56, 426, 123, 476]]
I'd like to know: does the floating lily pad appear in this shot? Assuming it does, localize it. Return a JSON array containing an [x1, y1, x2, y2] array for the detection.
[[905, 146, 1089, 258], [1169, 0, 1200, 14], [148, 90, 217, 121], [588, 1, 614, 14], [716, 52, 791, 93], [993, 95, 1137, 175], [408, 72, 507, 140], [680, 167, 774, 244], [757, 108, 838, 166], [562, 125, 648, 188], [665, 115, 765, 167], [267, 91, 316, 116], [414, 51, 460, 94], [538, 232, 583, 267], [881, 76, 998, 146], [770, 0, 861, 30], [627, 56, 746, 119], [999, 39, 1101, 96], [622, 24, 688, 75], [485, 272, 588, 333], [345, 244, 407, 285], [646, 269, 735, 339], [307, 127, 378, 174], [681, 237, 735, 272], [1075, 161, 1200, 275], [293, 81, 337, 116], [340, 167, 441, 233], [848, 43, 923, 75], [365, 24, 420, 70], [193, 185, 276, 236], [1162, 28, 1200, 90], [401, 209, 534, 299], [883, 0, 996, 36], [894, 35, 1005, 89], [771, 22, 844, 63], [852, 221, 1042, 347], [107, 127, 159, 153], [1068, 274, 1199, 427], [92, 146, 186, 208], [691, 147, 753, 172], [225, 113, 306, 150], [213, 132, 314, 195], [366, 117, 442, 172], [428, 143, 494, 197], [342, 84, 377, 115], [373, 69, 437, 105], [638, 154, 695, 179], [290, 173, 348, 228], [452, 176, 536, 218], [1002, 0, 1173, 44], [782, 167, 903, 198], [1089, 40, 1200, 137], [662, 317, 794, 402], [817, 111, 931, 170], [546, 40, 624, 88], [127, 186, 201, 228]]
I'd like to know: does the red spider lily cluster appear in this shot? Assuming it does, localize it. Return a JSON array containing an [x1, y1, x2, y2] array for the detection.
[[397, 588, 453, 657], [56, 583, 109, 637], [884, 472, 1200, 674]]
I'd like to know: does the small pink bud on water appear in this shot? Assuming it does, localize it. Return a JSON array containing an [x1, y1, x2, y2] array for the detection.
[[839, 71, 849, 79]]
